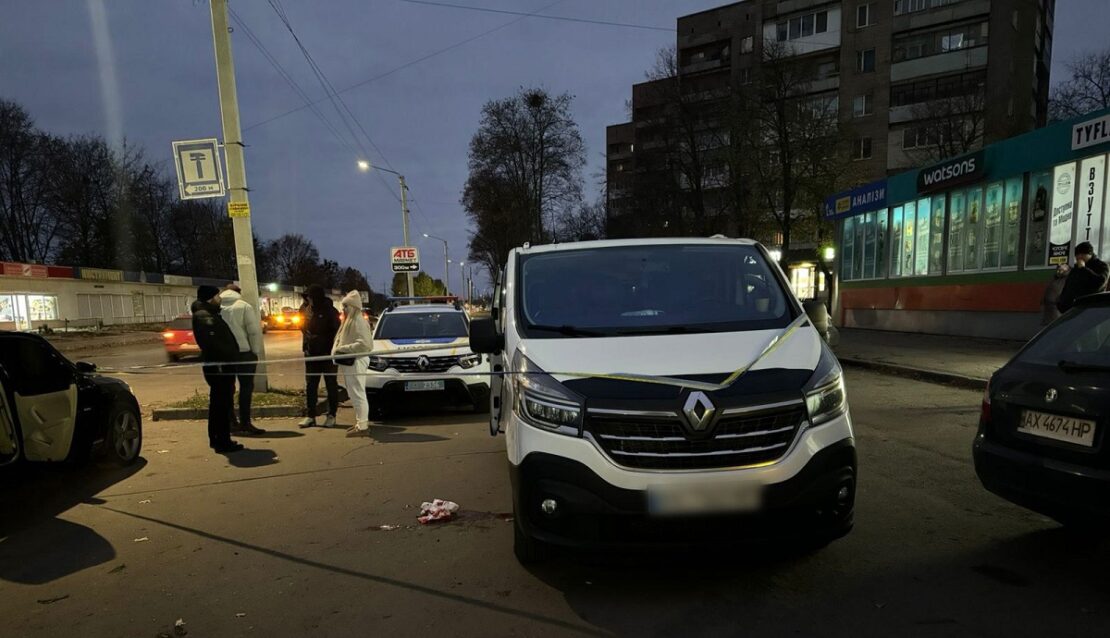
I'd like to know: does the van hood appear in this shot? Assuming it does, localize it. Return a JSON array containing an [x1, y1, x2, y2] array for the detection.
[[519, 325, 821, 383]]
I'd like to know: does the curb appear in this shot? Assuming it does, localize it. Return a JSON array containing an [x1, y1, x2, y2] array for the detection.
[[839, 357, 988, 392], [152, 400, 327, 422]]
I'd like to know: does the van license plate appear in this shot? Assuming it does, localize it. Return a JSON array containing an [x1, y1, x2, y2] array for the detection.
[[1018, 410, 1096, 447], [405, 380, 445, 392], [647, 482, 762, 517]]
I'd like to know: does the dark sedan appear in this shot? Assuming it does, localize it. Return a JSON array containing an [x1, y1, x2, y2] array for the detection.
[[0, 331, 142, 467], [974, 292, 1110, 525]]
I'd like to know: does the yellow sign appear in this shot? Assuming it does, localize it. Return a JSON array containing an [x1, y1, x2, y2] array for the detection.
[[228, 201, 251, 218], [835, 196, 851, 214]]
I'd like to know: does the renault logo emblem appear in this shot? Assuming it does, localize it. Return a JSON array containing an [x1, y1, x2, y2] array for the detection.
[[683, 391, 717, 432], [416, 355, 430, 371], [1045, 388, 1058, 403]]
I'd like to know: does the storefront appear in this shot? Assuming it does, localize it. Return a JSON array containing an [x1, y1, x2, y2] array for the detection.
[[826, 107, 1110, 339]]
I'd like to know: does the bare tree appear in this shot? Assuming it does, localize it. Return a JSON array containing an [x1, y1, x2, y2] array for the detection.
[[1050, 48, 1110, 121], [904, 90, 987, 164], [267, 233, 321, 283], [464, 87, 586, 256], [556, 199, 606, 242], [0, 100, 63, 263]]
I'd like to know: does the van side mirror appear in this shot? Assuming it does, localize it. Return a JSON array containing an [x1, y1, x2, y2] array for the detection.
[[802, 300, 833, 344], [470, 317, 503, 354], [75, 361, 97, 373]]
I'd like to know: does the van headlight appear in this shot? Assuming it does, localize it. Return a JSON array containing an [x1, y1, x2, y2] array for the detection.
[[367, 356, 389, 372], [805, 374, 846, 426], [458, 354, 482, 369], [512, 350, 583, 436]]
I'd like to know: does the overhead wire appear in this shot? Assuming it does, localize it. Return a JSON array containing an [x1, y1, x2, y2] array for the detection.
[[398, 0, 675, 32], [242, 0, 565, 133]]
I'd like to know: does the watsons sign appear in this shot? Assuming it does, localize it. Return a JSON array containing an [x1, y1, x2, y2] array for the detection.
[[917, 150, 984, 194], [1072, 113, 1110, 152]]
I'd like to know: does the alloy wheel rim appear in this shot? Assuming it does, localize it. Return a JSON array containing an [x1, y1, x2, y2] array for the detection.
[[115, 411, 140, 460]]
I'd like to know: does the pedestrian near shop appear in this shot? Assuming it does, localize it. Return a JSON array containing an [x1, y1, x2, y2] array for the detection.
[[1057, 242, 1110, 313], [299, 285, 341, 428], [332, 290, 374, 436], [220, 284, 266, 435], [191, 285, 244, 454], [1041, 264, 1070, 325]]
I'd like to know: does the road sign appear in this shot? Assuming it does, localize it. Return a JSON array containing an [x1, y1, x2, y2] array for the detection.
[[391, 246, 420, 273], [172, 138, 226, 200], [228, 201, 250, 218]]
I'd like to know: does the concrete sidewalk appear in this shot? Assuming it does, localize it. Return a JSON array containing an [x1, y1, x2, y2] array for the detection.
[[833, 328, 1025, 390]]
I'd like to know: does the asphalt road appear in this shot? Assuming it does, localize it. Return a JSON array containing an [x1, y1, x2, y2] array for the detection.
[[1, 368, 1108, 637]]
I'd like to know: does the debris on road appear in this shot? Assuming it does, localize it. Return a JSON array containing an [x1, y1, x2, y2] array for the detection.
[[36, 595, 69, 605], [108, 564, 126, 574], [174, 618, 187, 636], [418, 499, 460, 524], [377, 524, 399, 531], [235, 612, 247, 618], [157, 449, 169, 454], [133, 537, 149, 543], [139, 499, 152, 504]]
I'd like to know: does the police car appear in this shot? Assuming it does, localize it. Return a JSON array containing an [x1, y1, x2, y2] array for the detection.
[[365, 298, 490, 416]]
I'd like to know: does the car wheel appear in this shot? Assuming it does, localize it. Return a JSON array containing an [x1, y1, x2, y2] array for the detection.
[[105, 404, 142, 466], [513, 517, 550, 565]]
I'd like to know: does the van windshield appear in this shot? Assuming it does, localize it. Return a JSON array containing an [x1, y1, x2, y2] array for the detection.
[[518, 244, 795, 338]]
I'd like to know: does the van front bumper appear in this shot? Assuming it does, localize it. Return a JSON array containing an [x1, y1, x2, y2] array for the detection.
[[510, 438, 856, 550]]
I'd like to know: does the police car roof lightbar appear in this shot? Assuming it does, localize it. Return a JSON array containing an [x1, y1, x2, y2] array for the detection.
[[386, 296, 462, 310]]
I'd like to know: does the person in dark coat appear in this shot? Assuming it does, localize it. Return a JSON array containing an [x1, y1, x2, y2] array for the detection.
[[1057, 242, 1110, 313], [298, 285, 341, 428], [1041, 264, 1069, 325], [192, 285, 244, 453]]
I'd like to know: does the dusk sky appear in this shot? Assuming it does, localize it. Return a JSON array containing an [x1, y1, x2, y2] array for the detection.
[[0, 0, 1100, 293]]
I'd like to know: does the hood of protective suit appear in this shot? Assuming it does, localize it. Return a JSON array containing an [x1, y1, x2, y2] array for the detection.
[[341, 290, 363, 311]]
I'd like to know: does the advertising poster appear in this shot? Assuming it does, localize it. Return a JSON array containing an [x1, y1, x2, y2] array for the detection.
[[914, 198, 930, 276], [1076, 155, 1106, 254], [1050, 162, 1077, 265]]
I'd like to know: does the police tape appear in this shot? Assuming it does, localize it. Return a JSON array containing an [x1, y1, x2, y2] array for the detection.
[[99, 315, 809, 393]]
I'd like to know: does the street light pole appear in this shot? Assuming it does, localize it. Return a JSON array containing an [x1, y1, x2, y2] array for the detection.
[[210, 0, 267, 391], [423, 233, 450, 296], [359, 161, 413, 299]]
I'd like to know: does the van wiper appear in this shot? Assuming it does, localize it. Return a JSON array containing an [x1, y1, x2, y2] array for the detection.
[[616, 326, 700, 335], [1058, 359, 1110, 373], [527, 324, 606, 337]]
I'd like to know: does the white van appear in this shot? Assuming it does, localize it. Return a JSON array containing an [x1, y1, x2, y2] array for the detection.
[[469, 238, 855, 562]]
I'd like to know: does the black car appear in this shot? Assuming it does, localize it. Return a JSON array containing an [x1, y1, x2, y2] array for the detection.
[[0, 331, 142, 467], [974, 292, 1110, 525]]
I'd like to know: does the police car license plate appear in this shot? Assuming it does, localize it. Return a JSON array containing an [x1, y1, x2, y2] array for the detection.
[[1018, 410, 1096, 447], [647, 481, 762, 517], [405, 380, 445, 392]]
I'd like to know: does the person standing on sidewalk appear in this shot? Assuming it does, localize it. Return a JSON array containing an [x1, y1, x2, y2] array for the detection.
[[1041, 264, 1070, 325], [299, 285, 341, 428], [220, 284, 266, 435], [332, 290, 374, 436], [191, 285, 244, 454], [1057, 242, 1110, 313]]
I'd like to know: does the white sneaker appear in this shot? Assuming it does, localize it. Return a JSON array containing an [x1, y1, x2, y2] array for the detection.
[[323, 415, 337, 428], [298, 417, 316, 429]]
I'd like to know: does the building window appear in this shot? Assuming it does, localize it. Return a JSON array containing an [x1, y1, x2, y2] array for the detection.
[[776, 10, 829, 42], [852, 137, 873, 160], [852, 94, 874, 117], [738, 67, 752, 84], [893, 21, 988, 62], [894, 0, 963, 15], [856, 48, 876, 72], [891, 73, 985, 107], [27, 295, 58, 321], [857, 3, 874, 28], [740, 35, 753, 54]]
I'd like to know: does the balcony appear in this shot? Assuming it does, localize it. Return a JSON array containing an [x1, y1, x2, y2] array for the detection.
[[893, 0, 990, 33], [681, 58, 727, 75], [891, 46, 988, 82]]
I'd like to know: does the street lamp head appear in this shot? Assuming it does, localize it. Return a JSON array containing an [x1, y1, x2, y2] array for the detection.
[[357, 160, 370, 172], [422, 233, 430, 238]]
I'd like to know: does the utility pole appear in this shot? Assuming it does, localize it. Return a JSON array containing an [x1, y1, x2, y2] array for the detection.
[[399, 175, 415, 299], [209, 0, 267, 391]]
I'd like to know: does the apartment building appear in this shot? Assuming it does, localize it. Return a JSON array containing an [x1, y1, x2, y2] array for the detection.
[[606, 0, 1055, 240]]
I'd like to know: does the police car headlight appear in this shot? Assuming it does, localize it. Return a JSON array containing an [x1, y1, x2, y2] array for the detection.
[[512, 351, 582, 436], [367, 356, 389, 372], [458, 354, 482, 369]]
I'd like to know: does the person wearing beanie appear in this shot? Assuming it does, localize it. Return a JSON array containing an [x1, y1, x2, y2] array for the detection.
[[1057, 241, 1109, 313], [191, 285, 245, 453], [299, 284, 341, 428]]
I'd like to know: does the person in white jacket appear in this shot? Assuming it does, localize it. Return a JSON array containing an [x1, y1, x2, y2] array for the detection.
[[332, 290, 374, 436], [220, 284, 265, 435]]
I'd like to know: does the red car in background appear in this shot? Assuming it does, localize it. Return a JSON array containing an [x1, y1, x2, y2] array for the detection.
[[162, 315, 200, 362]]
